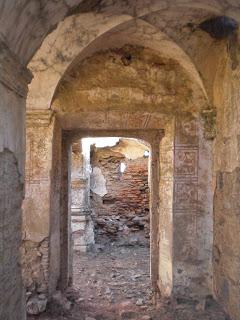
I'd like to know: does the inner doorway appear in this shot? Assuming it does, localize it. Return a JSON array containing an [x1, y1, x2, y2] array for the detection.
[[70, 137, 152, 318]]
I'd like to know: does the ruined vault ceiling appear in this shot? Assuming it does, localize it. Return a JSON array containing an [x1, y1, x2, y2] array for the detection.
[[15, 0, 238, 123], [27, 9, 213, 111], [52, 45, 206, 117], [1, 0, 240, 65]]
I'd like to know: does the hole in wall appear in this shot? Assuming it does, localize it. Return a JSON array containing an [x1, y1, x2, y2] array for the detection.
[[119, 162, 126, 173], [144, 150, 150, 158]]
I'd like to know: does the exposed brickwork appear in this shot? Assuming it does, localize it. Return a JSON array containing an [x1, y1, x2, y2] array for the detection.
[[90, 144, 150, 245]]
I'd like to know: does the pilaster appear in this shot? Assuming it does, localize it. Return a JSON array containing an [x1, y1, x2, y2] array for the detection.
[[22, 109, 57, 295]]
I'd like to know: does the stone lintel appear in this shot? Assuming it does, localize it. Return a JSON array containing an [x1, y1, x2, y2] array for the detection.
[[26, 109, 54, 127], [0, 35, 32, 97], [68, 129, 164, 145]]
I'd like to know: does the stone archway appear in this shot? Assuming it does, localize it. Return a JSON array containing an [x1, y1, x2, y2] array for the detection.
[[23, 40, 213, 310], [1, 2, 240, 319]]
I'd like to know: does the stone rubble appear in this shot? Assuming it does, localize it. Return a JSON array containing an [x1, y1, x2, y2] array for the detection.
[[28, 245, 228, 320], [26, 294, 47, 315]]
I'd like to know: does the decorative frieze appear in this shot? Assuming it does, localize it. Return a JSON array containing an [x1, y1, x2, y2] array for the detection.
[[174, 117, 199, 211], [173, 181, 198, 211], [175, 117, 198, 146], [174, 149, 198, 177]]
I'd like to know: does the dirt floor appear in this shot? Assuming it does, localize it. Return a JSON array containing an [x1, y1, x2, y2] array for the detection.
[[28, 245, 228, 320]]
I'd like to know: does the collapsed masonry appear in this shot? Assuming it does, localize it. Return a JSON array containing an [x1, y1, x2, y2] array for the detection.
[[90, 139, 150, 246]]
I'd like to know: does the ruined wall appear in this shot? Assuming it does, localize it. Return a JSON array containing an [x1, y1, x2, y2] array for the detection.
[[90, 139, 150, 245], [213, 53, 240, 320]]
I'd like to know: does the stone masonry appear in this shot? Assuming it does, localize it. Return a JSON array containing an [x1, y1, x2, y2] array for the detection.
[[1, 2, 240, 319]]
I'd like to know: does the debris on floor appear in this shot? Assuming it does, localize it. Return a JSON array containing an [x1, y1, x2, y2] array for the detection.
[[28, 245, 228, 320]]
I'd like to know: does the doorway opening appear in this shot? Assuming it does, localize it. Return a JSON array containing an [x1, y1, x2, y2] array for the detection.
[[70, 137, 152, 318]]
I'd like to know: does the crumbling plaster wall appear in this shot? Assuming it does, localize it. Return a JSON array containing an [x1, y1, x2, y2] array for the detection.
[[0, 38, 32, 320], [213, 50, 240, 320], [0, 147, 26, 320], [90, 139, 150, 245]]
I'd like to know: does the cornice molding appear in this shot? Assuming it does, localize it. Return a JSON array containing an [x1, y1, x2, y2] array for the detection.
[[26, 109, 54, 127], [0, 35, 32, 97]]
